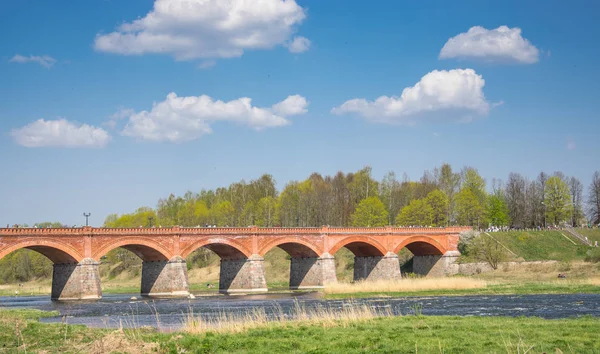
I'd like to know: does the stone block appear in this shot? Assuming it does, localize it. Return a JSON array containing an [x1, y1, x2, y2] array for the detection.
[[353, 252, 401, 281], [141, 256, 189, 297], [220, 254, 267, 293], [51, 258, 101, 301]]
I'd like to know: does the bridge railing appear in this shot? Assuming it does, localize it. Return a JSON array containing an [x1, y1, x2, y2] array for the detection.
[[0, 225, 472, 237]]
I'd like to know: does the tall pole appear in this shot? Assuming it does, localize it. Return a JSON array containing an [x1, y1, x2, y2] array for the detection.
[[83, 212, 91, 227]]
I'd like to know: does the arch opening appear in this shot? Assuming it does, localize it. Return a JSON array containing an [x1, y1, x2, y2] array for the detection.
[[181, 241, 253, 293], [404, 241, 445, 256]]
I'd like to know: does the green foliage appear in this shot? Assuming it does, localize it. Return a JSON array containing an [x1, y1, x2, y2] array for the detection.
[[485, 193, 510, 226], [103, 207, 157, 227], [0, 249, 52, 283], [425, 189, 449, 226], [544, 176, 573, 225], [351, 196, 388, 227], [461, 167, 486, 204], [211, 201, 235, 226], [455, 188, 485, 227], [395, 199, 433, 226], [256, 196, 277, 227]]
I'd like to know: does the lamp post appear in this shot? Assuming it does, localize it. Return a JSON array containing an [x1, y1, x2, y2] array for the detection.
[[83, 212, 91, 227]]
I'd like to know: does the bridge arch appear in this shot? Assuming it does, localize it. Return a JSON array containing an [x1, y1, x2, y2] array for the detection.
[[0, 238, 83, 264], [258, 238, 322, 258], [180, 238, 252, 260], [92, 237, 173, 261], [329, 236, 387, 257], [393, 236, 447, 256]]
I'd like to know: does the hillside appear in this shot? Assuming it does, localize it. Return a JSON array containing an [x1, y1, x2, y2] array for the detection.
[[473, 230, 592, 262]]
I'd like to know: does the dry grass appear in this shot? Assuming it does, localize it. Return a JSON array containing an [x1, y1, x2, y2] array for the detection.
[[78, 330, 158, 354], [183, 301, 392, 334], [324, 277, 488, 294]]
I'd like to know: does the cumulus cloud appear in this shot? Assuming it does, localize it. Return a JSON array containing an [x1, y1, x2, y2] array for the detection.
[[9, 54, 57, 68], [439, 26, 539, 64], [332, 69, 490, 124], [121, 93, 308, 142], [286, 36, 311, 53], [11, 119, 111, 148], [104, 107, 135, 128], [94, 0, 309, 61]]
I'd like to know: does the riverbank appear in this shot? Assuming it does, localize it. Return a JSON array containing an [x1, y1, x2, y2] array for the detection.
[[1, 308, 599, 353]]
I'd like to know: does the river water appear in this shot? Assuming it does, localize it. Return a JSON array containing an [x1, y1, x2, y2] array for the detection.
[[1, 292, 598, 331]]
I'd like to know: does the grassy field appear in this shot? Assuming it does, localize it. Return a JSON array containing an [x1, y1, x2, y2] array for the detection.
[[1, 308, 600, 353], [459, 230, 592, 263]]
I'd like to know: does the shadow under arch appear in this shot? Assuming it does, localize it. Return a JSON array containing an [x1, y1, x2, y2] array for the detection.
[[92, 237, 173, 262], [329, 236, 387, 257], [0, 238, 83, 264], [392, 236, 447, 256], [180, 238, 252, 260], [258, 238, 322, 258]]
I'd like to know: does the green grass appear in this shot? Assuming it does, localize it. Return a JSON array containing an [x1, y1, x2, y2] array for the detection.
[[2, 308, 600, 353], [463, 230, 591, 262], [577, 228, 600, 243]]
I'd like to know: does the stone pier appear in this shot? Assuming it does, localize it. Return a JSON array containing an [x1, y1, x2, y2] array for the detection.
[[141, 256, 189, 297], [51, 258, 101, 301], [412, 251, 460, 276], [289, 253, 338, 289], [219, 254, 268, 293], [353, 252, 401, 281]]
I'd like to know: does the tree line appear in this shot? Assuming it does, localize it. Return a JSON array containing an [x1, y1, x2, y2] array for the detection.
[[104, 165, 600, 229]]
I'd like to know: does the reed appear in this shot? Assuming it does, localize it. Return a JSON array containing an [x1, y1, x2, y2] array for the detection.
[[324, 277, 488, 294], [183, 300, 393, 334]]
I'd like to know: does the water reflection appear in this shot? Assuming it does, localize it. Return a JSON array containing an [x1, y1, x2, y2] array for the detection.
[[1, 292, 598, 331]]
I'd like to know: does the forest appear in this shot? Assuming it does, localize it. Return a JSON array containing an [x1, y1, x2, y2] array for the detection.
[[2, 164, 600, 283]]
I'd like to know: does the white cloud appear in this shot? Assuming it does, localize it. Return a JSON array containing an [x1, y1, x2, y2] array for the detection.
[[286, 36, 311, 53], [121, 93, 308, 142], [271, 95, 308, 116], [332, 69, 490, 124], [9, 54, 57, 68], [94, 0, 309, 61], [105, 107, 135, 128], [439, 26, 539, 64], [11, 119, 111, 148]]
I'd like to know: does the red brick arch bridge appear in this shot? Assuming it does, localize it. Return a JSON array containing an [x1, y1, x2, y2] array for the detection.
[[0, 226, 469, 300]]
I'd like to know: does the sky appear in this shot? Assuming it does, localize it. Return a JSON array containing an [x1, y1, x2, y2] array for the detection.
[[1, 0, 599, 227]]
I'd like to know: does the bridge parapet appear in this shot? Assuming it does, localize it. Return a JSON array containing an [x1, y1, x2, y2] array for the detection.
[[0, 226, 472, 237]]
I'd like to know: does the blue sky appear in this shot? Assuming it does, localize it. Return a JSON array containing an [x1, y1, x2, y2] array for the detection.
[[1, 0, 599, 227]]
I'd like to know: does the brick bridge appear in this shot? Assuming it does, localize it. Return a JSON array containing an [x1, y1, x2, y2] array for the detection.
[[0, 226, 469, 300]]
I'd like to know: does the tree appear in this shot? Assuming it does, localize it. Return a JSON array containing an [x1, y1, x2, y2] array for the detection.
[[461, 167, 486, 205], [485, 193, 510, 226], [544, 176, 572, 226], [380, 171, 400, 225], [504, 173, 527, 228], [470, 234, 507, 270], [588, 171, 600, 225], [425, 189, 449, 226], [395, 199, 433, 226], [351, 196, 389, 227], [568, 176, 585, 226], [211, 201, 235, 226], [455, 188, 484, 227], [255, 196, 277, 227], [434, 163, 460, 223]]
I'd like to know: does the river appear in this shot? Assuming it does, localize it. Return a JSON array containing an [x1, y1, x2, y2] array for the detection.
[[1, 292, 598, 331]]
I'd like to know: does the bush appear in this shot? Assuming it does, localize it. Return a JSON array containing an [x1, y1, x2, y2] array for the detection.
[[458, 230, 479, 256]]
